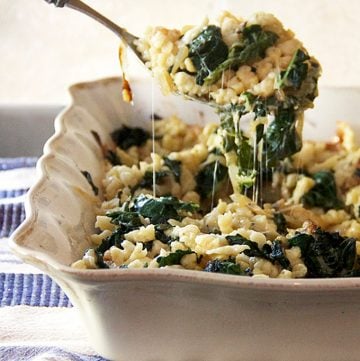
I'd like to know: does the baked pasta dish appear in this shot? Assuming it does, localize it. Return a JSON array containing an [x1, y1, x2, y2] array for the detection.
[[71, 12, 360, 278]]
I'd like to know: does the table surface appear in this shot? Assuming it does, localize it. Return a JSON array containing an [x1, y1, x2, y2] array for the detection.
[[0, 107, 109, 360]]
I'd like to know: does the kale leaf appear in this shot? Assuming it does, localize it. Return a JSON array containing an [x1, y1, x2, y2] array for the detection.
[[218, 98, 303, 191], [107, 210, 143, 229], [218, 104, 257, 191], [288, 233, 314, 255], [95, 196, 198, 260], [96, 227, 125, 254], [157, 249, 194, 267], [95, 196, 196, 262], [227, 235, 265, 258], [164, 157, 182, 182], [155, 223, 178, 244], [188, 25, 229, 85], [279, 49, 310, 89], [95, 210, 144, 255], [273, 212, 287, 235], [131, 195, 199, 224], [94, 250, 109, 269], [111, 125, 150, 150], [288, 229, 359, 277], [218, 104, 243, 153], [227, 234, 289, 268], [262, 240, 290, 269], [134, 170, 169, 191], [195, 160, 228, 198], [204, 25, 278, 85], [226, 234, 249, 244], [301, 171, 343, 210], [237, 135, 254, 171], [204, 258, 244, 275], [263, 105, 302, 167]]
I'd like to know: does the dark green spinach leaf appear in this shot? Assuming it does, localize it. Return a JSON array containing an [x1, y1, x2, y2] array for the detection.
[[164, 157, 182, 182], [188, 25, 229, 85], [131, 195, 199, 224], [155, 223, 178, 244], [273, 212, 287, 235], [279, 49, 309, 89], [289, 229, 359, 277], [301, 171, 343, 210], [204, 258, 244, 275], [157, 249, 194, 267], [107, 210, 143, 229], [218, 98, 303, 191], [227, 234, 289, 268], [96, 227, 125, 254], [226, 234, 265, 258], [94, 250, 109, 269], [195, 160, 228, 198], [263, 105, 302, 167], [134, 170, 169, 191], [111, 126, 150, 150], [95, 210, 145, 255], [204, 25, 278, 85], [262, 240, 290, 269]]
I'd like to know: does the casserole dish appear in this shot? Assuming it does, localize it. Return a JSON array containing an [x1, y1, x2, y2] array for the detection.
[[10, 77, 360, 361]]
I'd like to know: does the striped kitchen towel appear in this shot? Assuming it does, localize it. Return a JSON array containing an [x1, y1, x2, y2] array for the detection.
[[0, 158, 108, 361]]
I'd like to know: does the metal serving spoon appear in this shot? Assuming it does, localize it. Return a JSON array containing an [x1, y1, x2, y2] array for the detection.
[[44, 0, 214, 106], [44, 0, 143, 62]]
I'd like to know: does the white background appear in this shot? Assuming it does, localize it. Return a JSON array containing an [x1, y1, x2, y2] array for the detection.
[[1, 0, 360, 104]]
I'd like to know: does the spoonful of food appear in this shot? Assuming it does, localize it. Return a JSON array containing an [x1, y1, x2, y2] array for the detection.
[[44, 2, 322, 195]]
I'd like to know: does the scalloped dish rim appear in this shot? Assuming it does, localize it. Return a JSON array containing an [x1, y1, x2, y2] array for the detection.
[[9, 76, 360, 292]]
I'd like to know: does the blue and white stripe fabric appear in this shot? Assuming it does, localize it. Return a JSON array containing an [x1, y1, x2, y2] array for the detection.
[[0, 158, 108, 361], [0, 273, 71, 307], [0, 347, 106, 361]]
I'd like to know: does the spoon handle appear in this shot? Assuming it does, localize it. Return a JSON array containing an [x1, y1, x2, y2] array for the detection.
[[44, 0, 140, 54], [45, 0, 68, 6]]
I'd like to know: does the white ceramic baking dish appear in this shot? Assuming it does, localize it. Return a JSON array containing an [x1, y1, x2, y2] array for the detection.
[[10, 77, 360, 361]]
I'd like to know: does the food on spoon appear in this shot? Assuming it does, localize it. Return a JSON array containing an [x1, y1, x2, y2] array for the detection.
[[135, 12, 321, 192], [72, 118, 360, 278], [135, 11, 320, 104]]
